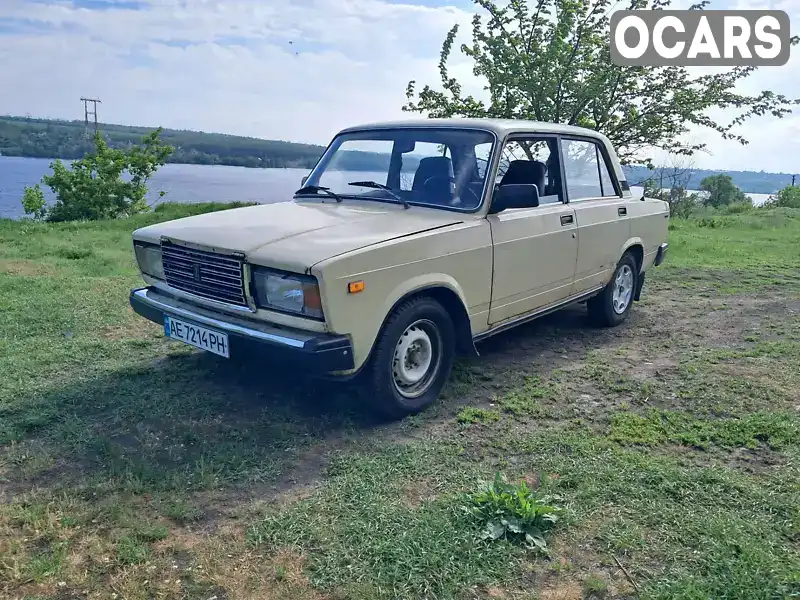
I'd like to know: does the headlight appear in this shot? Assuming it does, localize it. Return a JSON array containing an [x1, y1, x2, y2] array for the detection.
[[134, 242, 165, 280], [252, 268, 323, 320]]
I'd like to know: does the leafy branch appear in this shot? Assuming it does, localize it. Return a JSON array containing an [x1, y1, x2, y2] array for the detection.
[[404, 0, 799, 167]]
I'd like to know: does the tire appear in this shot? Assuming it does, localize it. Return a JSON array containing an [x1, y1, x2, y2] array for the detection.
[[587, 252, 638, 327], [364, 296, 456, 420]]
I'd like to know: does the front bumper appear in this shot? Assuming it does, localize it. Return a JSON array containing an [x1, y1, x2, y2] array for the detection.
[[654, 243, 669, 267], [130, 287, 354, 373]]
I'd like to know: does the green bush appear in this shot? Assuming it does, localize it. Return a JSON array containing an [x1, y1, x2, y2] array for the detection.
[[722, 199, 754, 214], [671, 192, 700, 219], [21, 129, 173, 222], [469, 472, 561, 552], [765, 185, 800, 209], [21, 184, 47, 220], [642, 180, 698, 219]]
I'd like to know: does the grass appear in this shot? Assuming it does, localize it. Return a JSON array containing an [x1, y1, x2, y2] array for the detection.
[[656, 207, 800, 293], [512, 433, 800, 600], [584, 573, 609, 597], [608, 409, 800, 449], [457, 406, 502, 424], [1, 203, 799, 599], [247, 447, 520, 598]]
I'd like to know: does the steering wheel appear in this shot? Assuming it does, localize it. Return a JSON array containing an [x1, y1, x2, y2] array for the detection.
[[422, 175, 481, 207]]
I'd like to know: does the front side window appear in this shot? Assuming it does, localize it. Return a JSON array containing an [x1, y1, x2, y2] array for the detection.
[[561, 139, 619, 200], [302, 128, 496, 211]]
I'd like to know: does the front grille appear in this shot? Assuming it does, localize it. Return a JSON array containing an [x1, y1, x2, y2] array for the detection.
[[161, 242, 248, 307]]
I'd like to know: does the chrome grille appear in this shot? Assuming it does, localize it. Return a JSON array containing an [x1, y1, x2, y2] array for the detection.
[[161, 242, 247, 307]]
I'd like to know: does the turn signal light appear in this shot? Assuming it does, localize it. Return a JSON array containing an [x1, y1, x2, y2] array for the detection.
[[302, 282, 323, 312], [348, 280, 365, 294]]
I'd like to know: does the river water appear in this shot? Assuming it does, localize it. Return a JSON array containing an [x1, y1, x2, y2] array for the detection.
[[0, 157, 313, 220], [0, 155, 771, 220]]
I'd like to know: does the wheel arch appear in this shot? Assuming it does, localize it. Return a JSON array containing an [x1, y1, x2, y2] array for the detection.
[[620, 238, 645, 273], [415, 286, 476, 357], [370, 276, 477, 365]]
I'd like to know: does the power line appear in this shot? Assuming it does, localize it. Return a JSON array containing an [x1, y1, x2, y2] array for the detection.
[[80, 97, 101, 137]]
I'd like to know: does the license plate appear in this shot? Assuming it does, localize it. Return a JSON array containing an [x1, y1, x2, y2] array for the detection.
[[164, 315, 229, 358]]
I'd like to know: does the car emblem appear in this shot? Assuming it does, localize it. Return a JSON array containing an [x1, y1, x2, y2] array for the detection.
[[193, 264, 202, 283]]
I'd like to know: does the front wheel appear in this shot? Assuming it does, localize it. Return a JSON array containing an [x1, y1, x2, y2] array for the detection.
[[364, 296, 456, 419], [587, 253, 638, 327]]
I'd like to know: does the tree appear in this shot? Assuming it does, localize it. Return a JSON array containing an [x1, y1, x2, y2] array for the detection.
[[642, 155, 699, 218], [699, 174, 748, 208], [22, 129, 174, 222], [21, 184, 47, 221], [766, 185, 800, 208], [403, 0, 798, 166]]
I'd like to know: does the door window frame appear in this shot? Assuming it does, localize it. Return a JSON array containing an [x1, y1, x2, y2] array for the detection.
[[488, 133, 567, 210], [558, 135, 622, 202]]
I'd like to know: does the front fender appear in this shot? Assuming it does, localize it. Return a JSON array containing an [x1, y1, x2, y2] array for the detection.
[[379, 274, 469, 323], [336, 273, 473, 374], [313, 219, 493, 373]]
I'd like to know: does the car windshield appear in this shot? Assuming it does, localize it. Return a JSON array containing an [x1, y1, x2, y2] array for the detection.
[[300, 128, 496, 211]]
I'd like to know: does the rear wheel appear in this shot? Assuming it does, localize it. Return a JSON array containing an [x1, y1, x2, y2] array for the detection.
[[365, 296, 455, 419], [588, 252, 638, 327]]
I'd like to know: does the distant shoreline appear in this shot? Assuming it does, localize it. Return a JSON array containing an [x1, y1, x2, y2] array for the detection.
[[0, 154, 303, 169], [0, 154, 782, 198], [0, 150, 318, 171], [1, 115, 794, 195]]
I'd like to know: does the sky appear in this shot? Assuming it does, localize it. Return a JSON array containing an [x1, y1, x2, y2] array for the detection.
[[0, 0, 797, 173]]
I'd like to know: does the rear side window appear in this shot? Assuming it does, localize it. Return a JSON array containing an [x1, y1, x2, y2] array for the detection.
[[561, 139, 619, 200], [496, 137, 563, 204], [598, 151, 616, 196]]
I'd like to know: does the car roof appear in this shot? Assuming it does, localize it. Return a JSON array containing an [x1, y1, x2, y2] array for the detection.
[[336, 118, 610, 142]]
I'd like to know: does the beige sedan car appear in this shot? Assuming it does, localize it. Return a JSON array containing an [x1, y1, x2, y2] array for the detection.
[[130, 119, 669, 418]]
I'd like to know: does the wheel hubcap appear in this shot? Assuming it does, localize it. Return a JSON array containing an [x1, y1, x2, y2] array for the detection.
[[612, 265, 634, 314], [392, 319, 441, 399]]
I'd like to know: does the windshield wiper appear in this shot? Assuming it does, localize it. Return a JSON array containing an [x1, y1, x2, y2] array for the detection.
[[348, 181, 409, 209], [294, 184, 342, 203]]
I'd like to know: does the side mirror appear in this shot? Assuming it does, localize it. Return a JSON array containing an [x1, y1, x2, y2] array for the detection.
[[489, 184, 540, 214], [301, 175, 309, 186], [395, 140, 416, 154]]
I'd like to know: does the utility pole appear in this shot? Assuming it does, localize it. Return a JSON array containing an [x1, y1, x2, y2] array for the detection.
[[80, 97, 101, 137]]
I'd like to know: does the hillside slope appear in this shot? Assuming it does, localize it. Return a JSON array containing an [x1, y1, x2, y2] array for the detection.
[[0, 116, 325, 169]]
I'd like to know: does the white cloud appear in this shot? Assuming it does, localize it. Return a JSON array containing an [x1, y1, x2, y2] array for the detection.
[[0, 0, 477, 144], [0, 0, 797, 172]]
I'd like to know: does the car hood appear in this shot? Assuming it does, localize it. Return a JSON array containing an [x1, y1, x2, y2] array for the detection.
[[133, 200, 464, 272]]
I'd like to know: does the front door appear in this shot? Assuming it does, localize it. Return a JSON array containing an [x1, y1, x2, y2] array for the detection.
[[560, 137, 631, 295], [487, 136, 579, 325]]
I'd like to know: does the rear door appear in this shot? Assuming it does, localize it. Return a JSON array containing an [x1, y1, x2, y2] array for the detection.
[[487, 135, 578, 325], [560, 137, 630, 295]]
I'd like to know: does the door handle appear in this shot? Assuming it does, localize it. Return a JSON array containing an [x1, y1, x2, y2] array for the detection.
[[560, 214, 574, 226], [618, 207, 627, 216]]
